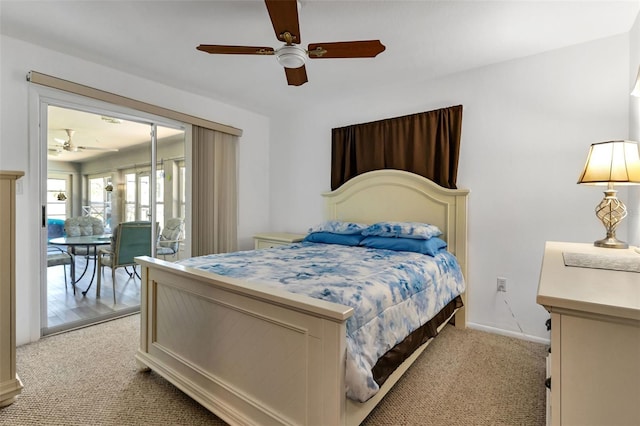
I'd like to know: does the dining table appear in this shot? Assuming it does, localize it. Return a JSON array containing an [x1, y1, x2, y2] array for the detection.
[[49, 234, 112, 296]]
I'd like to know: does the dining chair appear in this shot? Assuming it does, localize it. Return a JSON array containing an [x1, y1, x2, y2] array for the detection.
[[47, 218, 66, 241], [47, 218, 75, 292], [96, 221, 152, 304], [156, 217, 185, 260], [47, 246, 74, 292]]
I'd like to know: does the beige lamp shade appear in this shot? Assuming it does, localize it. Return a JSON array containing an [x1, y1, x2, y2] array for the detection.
[[577, 140, 640, 249], [577, 140, 640, 185]]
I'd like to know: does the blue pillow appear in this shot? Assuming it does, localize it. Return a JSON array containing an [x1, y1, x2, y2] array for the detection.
[[359, 236, 448, 256], [304, 232, 365, 246], [307, 220, 368, 235], [362, 221, 442, 240]]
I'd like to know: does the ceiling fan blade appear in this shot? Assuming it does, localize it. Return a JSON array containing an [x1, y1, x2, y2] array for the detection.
[[284, 66, 308, 86], [308, 40, 386, 59], [264, 0, 301, 44], [77, 146, 119, 152], [197, 45, 274, 55]]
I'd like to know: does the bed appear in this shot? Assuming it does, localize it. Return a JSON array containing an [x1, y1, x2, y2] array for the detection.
[[135, 169, 469, 425]]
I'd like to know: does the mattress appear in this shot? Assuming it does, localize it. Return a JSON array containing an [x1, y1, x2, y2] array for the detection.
[[178, 241, 465, 402]]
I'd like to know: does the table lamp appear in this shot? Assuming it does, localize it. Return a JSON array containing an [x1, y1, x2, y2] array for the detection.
[[577, 140, 640, 249]]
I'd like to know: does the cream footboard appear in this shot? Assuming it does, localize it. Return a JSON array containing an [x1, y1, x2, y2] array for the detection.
[[136, 170, 469, 425]]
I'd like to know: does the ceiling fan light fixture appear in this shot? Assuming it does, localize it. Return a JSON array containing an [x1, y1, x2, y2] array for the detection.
[[275, 44, 306, 69]]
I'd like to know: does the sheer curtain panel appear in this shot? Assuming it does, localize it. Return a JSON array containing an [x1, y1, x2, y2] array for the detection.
[[192, 126, 238, 255]]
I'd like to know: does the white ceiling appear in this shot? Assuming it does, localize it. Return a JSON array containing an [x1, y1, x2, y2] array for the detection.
[[46, 106, 184, 161], [1, 1, 639, 118]]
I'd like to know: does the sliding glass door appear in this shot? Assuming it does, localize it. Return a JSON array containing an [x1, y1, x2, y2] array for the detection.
[[43, 103, 186, 335]]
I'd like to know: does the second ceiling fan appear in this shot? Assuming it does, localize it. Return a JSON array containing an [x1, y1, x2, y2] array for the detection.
[[50, 129, 118, 154], [196, 0, 385, 86]]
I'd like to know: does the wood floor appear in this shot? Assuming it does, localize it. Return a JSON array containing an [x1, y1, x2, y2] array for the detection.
[[45, 255, 142, 335]]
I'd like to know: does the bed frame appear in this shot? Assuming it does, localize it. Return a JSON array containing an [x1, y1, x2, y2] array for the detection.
[[135, 169, 469, 425]]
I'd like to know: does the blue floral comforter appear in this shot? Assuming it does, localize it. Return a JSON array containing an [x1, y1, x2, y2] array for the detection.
[[178, 241, 465, 402]]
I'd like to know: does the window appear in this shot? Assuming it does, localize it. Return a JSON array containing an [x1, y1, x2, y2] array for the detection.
[[47, 177, 68, 220], [124, 173, 137, 222], [87, 176, 112, 231], [138, 173, 150, 221], [179, 163, 186, 219], [123, 170, 157, 223], [155, 169, 164, 228]]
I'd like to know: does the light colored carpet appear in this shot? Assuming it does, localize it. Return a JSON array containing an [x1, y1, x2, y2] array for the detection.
[[0, 314, 546, 425]]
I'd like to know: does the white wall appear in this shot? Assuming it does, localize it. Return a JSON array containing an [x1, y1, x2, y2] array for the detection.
[[628, 13, 640, 247], [268, 34, 630, 341], [0, 35, 271, 345], [1, 29, 634, 345]]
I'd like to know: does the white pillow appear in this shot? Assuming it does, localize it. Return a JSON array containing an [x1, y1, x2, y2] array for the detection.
[[307, 220, 368, 235], [362, 221, 442, 239]]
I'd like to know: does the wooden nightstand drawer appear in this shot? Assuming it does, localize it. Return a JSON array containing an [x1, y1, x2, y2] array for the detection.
[[253, 232, 306, 249]]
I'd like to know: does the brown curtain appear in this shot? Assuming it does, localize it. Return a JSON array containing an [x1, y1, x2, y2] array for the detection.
[[331, 105, 463, 190]]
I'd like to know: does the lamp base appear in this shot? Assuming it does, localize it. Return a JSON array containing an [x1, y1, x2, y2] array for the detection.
[[592, 188, 629, 249], [594, 237, 629, 249]]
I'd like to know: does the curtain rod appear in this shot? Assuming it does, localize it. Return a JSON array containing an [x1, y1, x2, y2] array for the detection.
[[27, 71, 243, 137]]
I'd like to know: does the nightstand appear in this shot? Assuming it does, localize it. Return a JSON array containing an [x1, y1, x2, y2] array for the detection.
[[253, 232, 306, 249], [537, 241, 640, 426]]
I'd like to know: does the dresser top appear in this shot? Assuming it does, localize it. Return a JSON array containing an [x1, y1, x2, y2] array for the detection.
[[537, 241, 640, 321], [0, 171, 24, 179]]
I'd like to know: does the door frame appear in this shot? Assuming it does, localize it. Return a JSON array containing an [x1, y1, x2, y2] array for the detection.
[[30, 84, 190, 338]]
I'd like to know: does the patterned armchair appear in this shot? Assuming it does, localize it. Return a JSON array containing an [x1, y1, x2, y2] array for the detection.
[[156, 218, 185, 260], [64, 216, 105, 256]]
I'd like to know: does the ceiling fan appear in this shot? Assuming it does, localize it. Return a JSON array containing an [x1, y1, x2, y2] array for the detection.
[[48, 129, 119, 154], [196, 0, 386, 86]]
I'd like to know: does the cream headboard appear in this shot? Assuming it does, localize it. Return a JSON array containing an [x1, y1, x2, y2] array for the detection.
[[322, 169, 469, 281]]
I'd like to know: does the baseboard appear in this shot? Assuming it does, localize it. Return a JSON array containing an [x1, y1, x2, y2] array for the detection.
[[467, 322, 550, 345], [41, 308, 140, 337]]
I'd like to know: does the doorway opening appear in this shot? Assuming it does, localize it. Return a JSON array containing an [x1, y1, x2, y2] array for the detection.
[[44, 104, 187, 336]]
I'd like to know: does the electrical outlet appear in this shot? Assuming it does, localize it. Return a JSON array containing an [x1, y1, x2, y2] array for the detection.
[[497, 277, 507, 292]]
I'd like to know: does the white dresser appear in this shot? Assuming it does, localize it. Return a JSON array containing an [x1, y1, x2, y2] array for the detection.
[[253, 232, 306, 249], [537, 241, 640, 426], [0, 171, 24, 407]]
